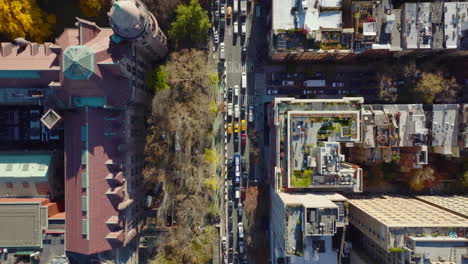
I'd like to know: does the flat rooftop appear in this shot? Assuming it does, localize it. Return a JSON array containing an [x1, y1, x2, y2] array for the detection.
[[415, 195, 468, 219], [0, 202, 47, 247], [349, 196, 468, 228], [272, 0, 320, 31], [0, 152, 51, 178], [272, 0, 343, 32], [273, 98, 364, 192], [279, 192, 347, 208], [431, 104, 459, 153]]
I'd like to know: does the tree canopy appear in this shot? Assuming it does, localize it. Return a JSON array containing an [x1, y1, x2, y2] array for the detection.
[[168, 0, 211, 48], [0, 0, 56, 42], [145, 65, 170, 93], [79, 0, 104, 17], [414, 73, 457, 103]]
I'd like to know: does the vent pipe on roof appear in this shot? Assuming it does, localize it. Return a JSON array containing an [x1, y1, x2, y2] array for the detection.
[[14, 38, 31, 48]]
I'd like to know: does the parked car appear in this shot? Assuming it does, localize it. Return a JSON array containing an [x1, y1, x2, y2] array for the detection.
[[338, 90, 349, 94], [248, 106, 254, 122], [332, 82, 345, 87], [219, 42, 225, 60], [241, 187, 246, 201], [324, 89, 338, 94], [227, 123, 232, 134], [213, 30, 219, 44], [267, 89, 278, 95], [303, 90, 313, 94], [234, 85, 239, 96], [266, 80, 281, 85], [235, 186, 240, 199], [234, 121, 239, 133], [241, 46, 246, 64], [241, 22, 246, 35], [227, 157, 233, 169], [272, 72, 287, 79], [241, 134, 246, 145], [238, 203, 243, 218], [282, 80, 295, 86], [241, 72, 247, 89], [241, 120, 246, 131], [222, 236, 227, 251]]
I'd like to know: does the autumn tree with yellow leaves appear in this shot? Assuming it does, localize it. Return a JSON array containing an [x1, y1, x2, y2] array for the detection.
[[79, 0, 105, 17], [0, 0, 56, 43]]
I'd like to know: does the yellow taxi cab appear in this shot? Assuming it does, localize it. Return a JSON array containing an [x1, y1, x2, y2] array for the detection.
[[241, 120, 246, 132], [234, 122, 239, 133], [227, 123, 232, 134], [227, 6, 232, 19]]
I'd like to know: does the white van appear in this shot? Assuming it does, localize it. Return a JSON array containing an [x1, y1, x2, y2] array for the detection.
[[233, 22, 238, 35], [227, 103, 233, 116], [234, 85, 239, 96], [235, 187, 240, 199], [238, 223, 244, 239], [241, 22, 246, 35], [241, 72, 247, 89]]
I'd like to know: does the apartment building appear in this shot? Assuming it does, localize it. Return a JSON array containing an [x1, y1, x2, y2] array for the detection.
[[269, 97, 364, 193], [0, 0, 167, 262], [268, 0, 468, 61], [349, 195, 468, 264], [271, 192, 349, 264]]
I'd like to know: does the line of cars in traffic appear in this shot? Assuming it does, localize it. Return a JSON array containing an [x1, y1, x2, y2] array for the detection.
[[224, 153, 248, 264]]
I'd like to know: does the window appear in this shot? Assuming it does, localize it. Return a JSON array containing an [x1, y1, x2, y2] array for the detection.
[[6, 182, 13, 188], [22, 182, 29, 188]]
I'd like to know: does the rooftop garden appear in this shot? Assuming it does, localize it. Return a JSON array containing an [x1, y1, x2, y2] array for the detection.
[[291, 169, 314, 188]]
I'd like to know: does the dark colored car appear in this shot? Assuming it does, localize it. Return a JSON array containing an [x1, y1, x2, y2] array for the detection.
[[241, 158, 246, 170], [324, 89, 338, 94], [266, 80, 281, 85], [241, 46, 246, 64], [228, 157, 233, 168]]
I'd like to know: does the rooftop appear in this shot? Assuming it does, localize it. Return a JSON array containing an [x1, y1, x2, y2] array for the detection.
[[431, 104, 459, 155], [273, 97, 364, 192], [0, 152, 51, 178], [0, 201, 48, 248], [279, 193, 347, 257], [349, 196, 468, 228], [415, 195, 468, 219]]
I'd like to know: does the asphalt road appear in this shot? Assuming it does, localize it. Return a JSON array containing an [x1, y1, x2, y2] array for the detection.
[[218, 2, 255, 264]]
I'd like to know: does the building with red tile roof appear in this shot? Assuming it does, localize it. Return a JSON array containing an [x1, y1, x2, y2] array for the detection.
[[0, 0, 167, 262]]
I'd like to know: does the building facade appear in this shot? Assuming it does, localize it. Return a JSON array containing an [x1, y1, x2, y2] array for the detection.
[[268, 0, 468, 62], [348, 196, 468, 264], [0, 0, 167, 262]]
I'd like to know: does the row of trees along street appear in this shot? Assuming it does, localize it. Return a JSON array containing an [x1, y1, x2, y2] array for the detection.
[[142, 1, 220, 263]]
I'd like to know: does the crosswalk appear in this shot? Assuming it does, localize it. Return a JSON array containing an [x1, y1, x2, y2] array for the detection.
[[254, 73, 266, 96], [226, 61, 254, 73]]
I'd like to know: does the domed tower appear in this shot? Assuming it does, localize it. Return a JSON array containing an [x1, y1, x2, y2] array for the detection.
[[108, 0, 168, 59]]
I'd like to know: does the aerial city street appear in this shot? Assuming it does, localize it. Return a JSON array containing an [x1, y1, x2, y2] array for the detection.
[[0, 0, 467, 264]]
